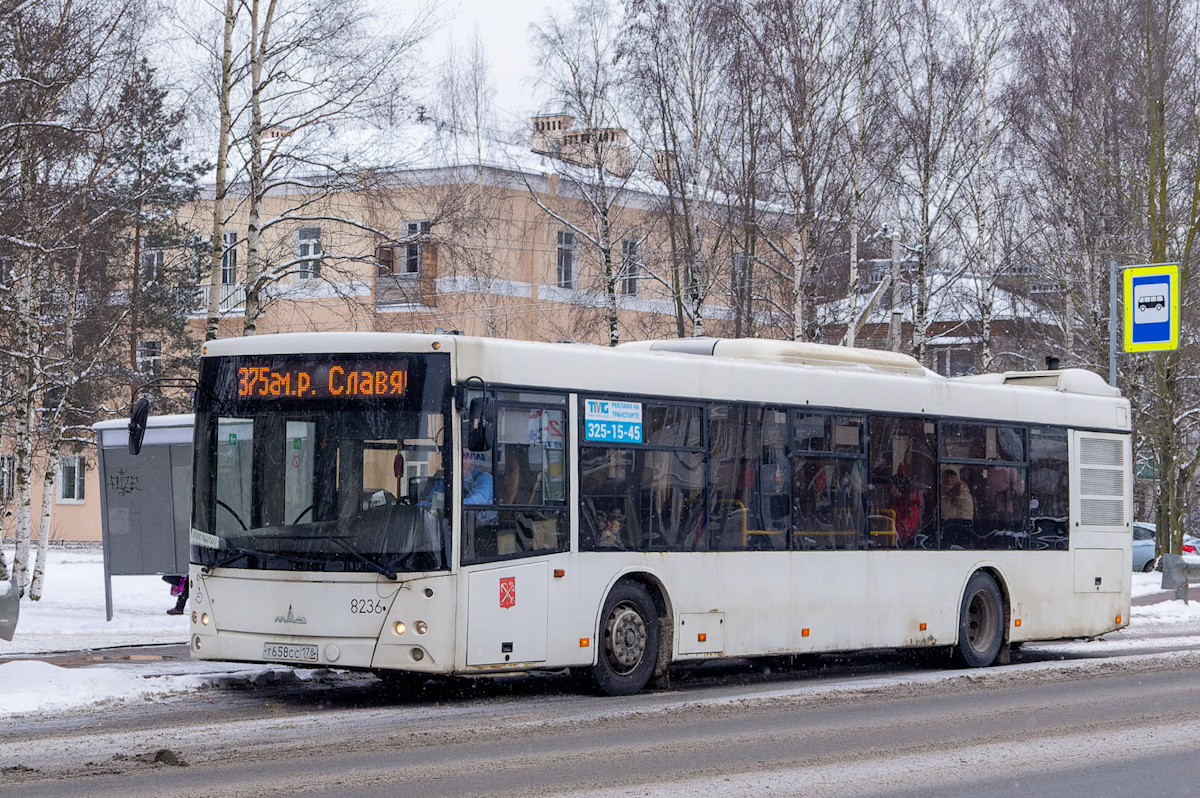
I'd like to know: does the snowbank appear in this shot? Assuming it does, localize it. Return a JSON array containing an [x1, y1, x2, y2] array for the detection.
[[0, 659, 210, 716]]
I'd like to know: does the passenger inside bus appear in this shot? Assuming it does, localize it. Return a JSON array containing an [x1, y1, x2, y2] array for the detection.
[[940, 467, 974, 519], [888, 472, 924, 546]]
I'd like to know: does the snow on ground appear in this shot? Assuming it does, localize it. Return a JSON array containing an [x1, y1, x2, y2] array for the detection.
[[0, 545, 189, 656], [0, 548, 1199, 719], [0, 545, 276, 719]]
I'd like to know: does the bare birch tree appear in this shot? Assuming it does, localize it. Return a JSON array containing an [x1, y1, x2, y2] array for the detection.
[[886, 0, 983, 363], [191, 0, 436, 336], [528, 0, 639, 347], [625, 0, 727, 338], [425, 32, 516, 338], [739, 0, 854, 342], [0, 0, 199, 598]]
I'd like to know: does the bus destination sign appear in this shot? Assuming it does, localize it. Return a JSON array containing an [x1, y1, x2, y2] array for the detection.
[[236, 360, 409, 400]]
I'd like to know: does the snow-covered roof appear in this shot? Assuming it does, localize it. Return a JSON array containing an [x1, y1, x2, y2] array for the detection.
[[820, 271, 1041, 327]]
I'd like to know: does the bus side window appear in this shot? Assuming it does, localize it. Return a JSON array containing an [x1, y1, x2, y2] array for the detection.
[[464, 400, 568, 565], [793, 412, 865, 551], [1028, 427, 1068, 550], [579, 400, 704, 553], [867, 415, 935, 549], [709, 405, 773, 552]]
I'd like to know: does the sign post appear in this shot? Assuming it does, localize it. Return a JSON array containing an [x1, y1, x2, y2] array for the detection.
[[1109, 262, 1180, 387]]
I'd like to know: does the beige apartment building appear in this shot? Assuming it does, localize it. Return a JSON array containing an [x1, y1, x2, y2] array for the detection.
[[6, 117, 786, 545], [183, 115, 769, 345]]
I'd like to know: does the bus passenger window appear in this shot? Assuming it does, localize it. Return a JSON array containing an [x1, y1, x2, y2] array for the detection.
[[709, 405, 777, 551], [939, 423, 1030, 551], [792, 412, 866, 551], [1028, 428, 1068, 550], [580, 447, 636, 550], [867, 415, 936, 549]]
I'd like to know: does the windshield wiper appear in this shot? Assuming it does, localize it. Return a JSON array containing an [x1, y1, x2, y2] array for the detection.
[[265, 533, 399, 581], [201, 544, 275, 573], [322, 535, 398, 580]]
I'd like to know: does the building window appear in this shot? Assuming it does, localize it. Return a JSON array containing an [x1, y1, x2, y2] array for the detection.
[[140, 249, 163, 282], [296, 227, 322, 279], [221, 230, 238, 285], [557, 230, 576, 289], [404, 221, 430, 274], [137, 340, 162, 374], [377, 243, 395, 275], [0, 454, 14, 504], [620, 239, 640, 296], [58, 455, 85, 503], [933, 347, 975, 377]]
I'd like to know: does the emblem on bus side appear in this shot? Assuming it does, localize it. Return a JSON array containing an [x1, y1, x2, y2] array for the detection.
[[499, 577, 516, 609], [274, 604, 307, 624]]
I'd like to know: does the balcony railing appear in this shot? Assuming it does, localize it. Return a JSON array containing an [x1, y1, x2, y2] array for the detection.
[[193, 283, 246, 314]]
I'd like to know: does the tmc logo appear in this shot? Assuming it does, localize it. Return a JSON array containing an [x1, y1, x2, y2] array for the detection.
[[274, 604, 307, 624]]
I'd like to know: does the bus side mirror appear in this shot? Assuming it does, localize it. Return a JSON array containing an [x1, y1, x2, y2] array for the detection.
[[466, 396, 493, 452], [128, 397, 150, 456]]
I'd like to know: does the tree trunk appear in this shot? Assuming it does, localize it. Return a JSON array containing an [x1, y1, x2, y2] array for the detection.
[[206, 0, 237, 341], [11, 385, 35, 598], [790, 226, 806, 341], [29, 452, 57, 601], [242, 0, 270, 337]]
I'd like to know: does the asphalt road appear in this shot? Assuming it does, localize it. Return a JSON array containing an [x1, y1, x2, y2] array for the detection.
[[4, 635, 1200, 798]]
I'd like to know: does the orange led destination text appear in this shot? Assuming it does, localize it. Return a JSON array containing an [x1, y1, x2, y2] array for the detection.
[[237, 365, 407, 398], [327, 365, 407, 396]]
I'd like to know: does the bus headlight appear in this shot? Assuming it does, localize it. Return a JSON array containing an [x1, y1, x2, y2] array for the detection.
[[393, 621, 406, 636], [201, 613, 210, 626], [414, 621, 428, 635]]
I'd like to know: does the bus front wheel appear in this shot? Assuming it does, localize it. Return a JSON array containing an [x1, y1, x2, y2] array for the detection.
[[956, 571, 1005, 667], [592, 580, 660, 696]]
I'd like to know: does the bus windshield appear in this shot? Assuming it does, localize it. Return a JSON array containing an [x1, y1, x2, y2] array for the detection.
[[191, 353, 452, 575]]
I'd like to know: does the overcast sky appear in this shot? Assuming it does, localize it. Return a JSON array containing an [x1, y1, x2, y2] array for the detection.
[[429, 0, 559, 126]]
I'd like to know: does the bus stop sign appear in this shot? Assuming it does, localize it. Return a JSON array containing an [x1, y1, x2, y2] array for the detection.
[[1124, 263, 1179, 352]]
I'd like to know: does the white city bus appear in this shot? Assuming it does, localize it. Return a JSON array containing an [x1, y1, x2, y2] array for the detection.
[[171, 333, 1132, 695]]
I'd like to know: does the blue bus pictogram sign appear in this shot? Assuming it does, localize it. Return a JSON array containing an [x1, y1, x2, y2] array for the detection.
[[1124, 264, 1179, 352]]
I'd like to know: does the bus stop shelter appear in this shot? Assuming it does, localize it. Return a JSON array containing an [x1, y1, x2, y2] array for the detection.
[[92, 414, 194, 621]]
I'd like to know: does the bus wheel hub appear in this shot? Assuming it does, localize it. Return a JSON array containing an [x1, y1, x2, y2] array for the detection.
[[607, 603, 647, 671]]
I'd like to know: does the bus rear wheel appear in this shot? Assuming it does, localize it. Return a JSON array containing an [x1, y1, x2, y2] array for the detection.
[[956, 572, 1005, 667], [592, 580, 659, 696]]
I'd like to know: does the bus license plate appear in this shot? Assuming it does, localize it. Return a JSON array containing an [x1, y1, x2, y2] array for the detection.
[[263, 643, 318, 663]]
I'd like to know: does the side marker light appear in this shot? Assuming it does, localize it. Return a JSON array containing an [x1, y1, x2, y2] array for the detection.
[[580, 638, 590, 648], [801, 628, 810, 637], [1014, 619, 1022, 628], [698, 633, 707, 642]]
